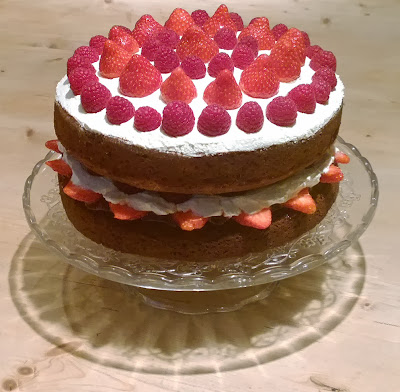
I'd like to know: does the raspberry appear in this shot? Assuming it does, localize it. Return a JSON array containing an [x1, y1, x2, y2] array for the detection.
[[106, 96, 135, 125], [236, 102, 264, 133], [162, 101, 195, 137], [67, 55, 95, 76], [311, 78, 331, 104], [301, 31, 311, 47], [74, 46, 99, 63], [191, 9, 210, 27], [68, 67, 99, 95], [134, 106, 161, 132], [312, 66, 337, 90], [155, 28, 180, 49], [272, 23, 288, 40], [306, 45, 323, 59], [310, 50, 337, 72], [288, 84, 316, 114], [154, 47, 180, 73], [238, 36, 259, 57], [89, 35, 107, 55], [180, 56, 206, 79], [231, 44, 255, 70], [141, 38, 164, 61], [198, 104, 231, 136], [266, 96, 297, 126], [214, 27, 237, 50], [80, 81, 112, 113], [208, 53, 234, 77], [229, 12, 244, 31]]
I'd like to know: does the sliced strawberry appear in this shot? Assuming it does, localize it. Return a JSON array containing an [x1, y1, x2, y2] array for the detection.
[[233, 208, 272, 230], [160, 67, 197, 104], [46, 159, 72, 177], [173, 211, 208, 231], [164, 8, 195, 36], [334, 151, 350, 164], [63, 181, 102, 203], [132, 14, 164, 46], [283, 188, 317, 214], [109, 202, 148, 220], [99, 40, 132, 79], [45, 139, 60, 153], [320, 164, 344, 183]]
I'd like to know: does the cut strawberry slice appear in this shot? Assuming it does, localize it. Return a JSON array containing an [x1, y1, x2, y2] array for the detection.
[[334, 151, 350, 164], [63, 181, 102, 203], [233, 208, 272, 229], [45, 159, 72, 177], [320, 164, 344, 183], [109, 202, 148, 220], [283, 188, 317, 214], [45, 139, 61, 153], [173, 211, 208, 231]]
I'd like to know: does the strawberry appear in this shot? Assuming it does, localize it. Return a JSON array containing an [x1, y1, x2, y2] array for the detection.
[[234, 208, 272, 230], [267, 53, 301, 82], [110, 32, 139, 54], [239, 55, 280, 99], [284, 188, 317, 214], [275, 28, 306, 65], [45, 159, 72, 177], [249, 16, 270, 29], [109, 202, 148, 220], [160, 67, 197, 104], [99, 40, 132, 79], [320, 164, 344, 183], [63, 181, 102, 203], [270, 38, 305, 71], [173, 211, 208, 231], [108, 25, 132, 40], [238, 24, 275, 50], [334, 151, 350, 164], [203, 10, 238, 37], [119, 55, 162, 98], [176, 25, 219, 63], [203, 69, 242, 110], [132, 14, 164, 47], [164, 8, 195, 36], [214, 4, 229, 16], [45, 140, 60, 153]]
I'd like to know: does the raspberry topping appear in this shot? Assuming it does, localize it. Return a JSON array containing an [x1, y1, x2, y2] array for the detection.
[[81, 81, 112, 113], [67, 55, 95, 76], [191, 10, 210, 27], [271, 23, 288, 40], [301, 31, 311, 47], [310, 50, 337, 72], [310, 78, 331, 104], [236, 102, 264, 134], [162, 101, 195, 137], [231, 44, 256, 70], [229, 12, 244, 31], [134, 106, 162, 132], [198, 104, 231, 136], [68, 67, 99, 95], [214, 27, 238, 50], [238, 36, 259, 57], [155, 28, 180, 49], [266, 96, 297, 126], [154, 47, 180, 73], [180, 56, 206, 79], [161, 67, 197, 104], [99, 40, 132, 79], [141, 37, 165, 61], [288, 84, 317, 114], [74, 46, 99, 63], [165, 8, 195, 36], [312, 66, 337, 90], [89, 35, 107, 55], [306, 45, 323, 59], [208, 53, 234, 77], [106, 96, 135, 125], [132, 14, 164, 47]]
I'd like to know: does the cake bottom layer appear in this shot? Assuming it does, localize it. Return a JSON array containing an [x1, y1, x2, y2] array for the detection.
[[59, 178, 339, 262]]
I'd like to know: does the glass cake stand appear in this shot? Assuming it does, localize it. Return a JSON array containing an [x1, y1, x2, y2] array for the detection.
[[22, 137, 378, 313]]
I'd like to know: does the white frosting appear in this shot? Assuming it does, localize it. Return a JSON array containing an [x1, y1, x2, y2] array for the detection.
[[55, 49, 344, 157], [61, 145, 334, 217]]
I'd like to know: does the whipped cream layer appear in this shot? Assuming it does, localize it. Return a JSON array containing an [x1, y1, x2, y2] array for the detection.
[[56, 49, 344, 157], [61, 145, 334, 217]]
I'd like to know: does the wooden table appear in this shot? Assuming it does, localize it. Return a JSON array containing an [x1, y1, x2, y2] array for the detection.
[[1, 0, 398, 391]]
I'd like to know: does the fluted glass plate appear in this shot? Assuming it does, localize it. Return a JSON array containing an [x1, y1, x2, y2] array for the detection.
[[23, 137, 378, 291]]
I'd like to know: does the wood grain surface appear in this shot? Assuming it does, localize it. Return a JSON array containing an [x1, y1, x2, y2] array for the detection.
[[0, 0, 399, 391]]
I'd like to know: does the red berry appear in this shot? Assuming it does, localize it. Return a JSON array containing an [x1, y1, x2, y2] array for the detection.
[[272, 23, 288, 40], [238, 36, 259, 57], [310, 50, 337, 72], [233, 208, 272, 230], [108, 25, 132, 40], [154, 47, 180, 73], [284, 188, 316, 214], [198, 104, 231, 136], [191, 9, 210, 27], [67, 55, 95, 76], [301, 31, 311, 47], [312, 66, 337, 90], [165, 8, 195, 36], [306, 45, 323, 59], [162, 101, 195, 137], [229, 12, 244, 31], [180, 56, 206, 79], [106, 96, 135, 125], [68, 67, 99, 95], [63, 181, 102, 203], [160, 67, 197, 104], [110, 33, 139, 54], [208, 53, 234, 77], [236, 102, 264, 134], [238, 24, 275, 50], [266, 96, 297, 127], [109, 202, 148, 220], [74, 46, 99, 63], [249, 17, 270, 29], [155, 28, 180, 49], [320, 164, 344, 183], [173, 211, 208, 231], [311, 78, 331, 104], [231, 44, 256, 70], [89, 35, 107, 55], [334, 151, 350, 164], [268, 54, 301, 82], [203, 10, 238, 37], [134, 106, 162, 132], [81, 81, 112, 113], [141, 37, 164, 61], [271, 32, 306, 66], [46, 159, 73, 177], [132, 15, 164, 47], [45, 140, 61, 153], [99, 40, 132, 79], [214, 27, 237, 50], [288, 84, 317, 114]]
